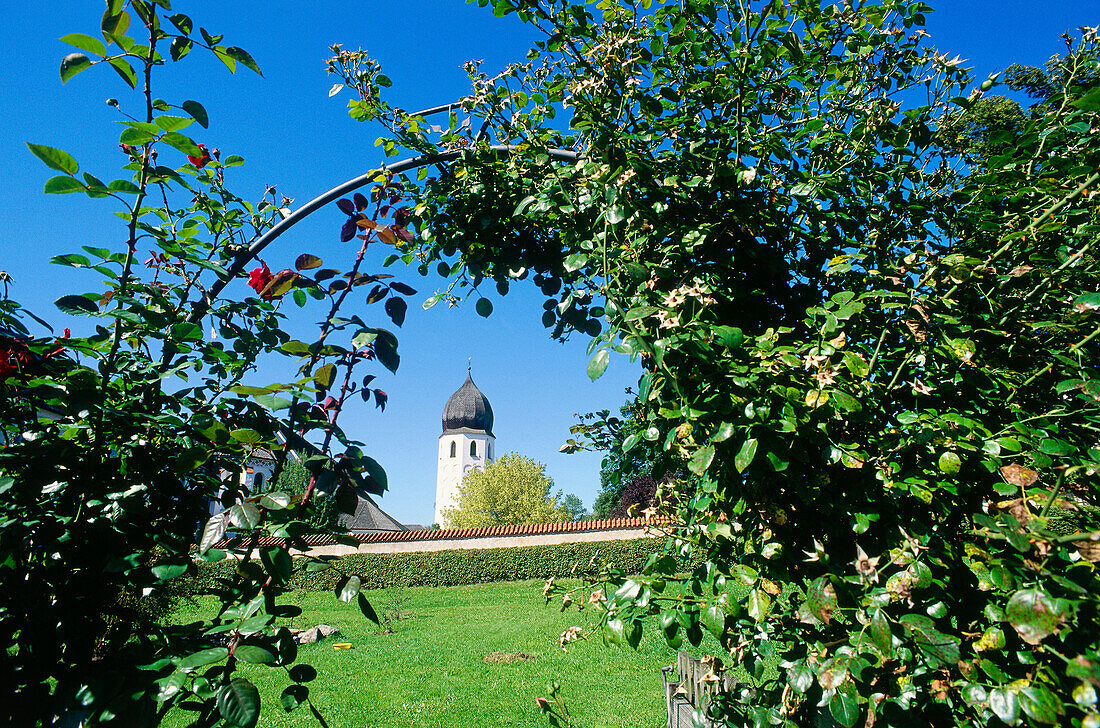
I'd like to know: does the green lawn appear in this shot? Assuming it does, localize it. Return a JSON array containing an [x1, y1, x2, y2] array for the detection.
[[170, 580, 681, 728]]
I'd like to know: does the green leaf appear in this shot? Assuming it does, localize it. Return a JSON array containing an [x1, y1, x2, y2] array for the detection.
[[701, 603, 725, 638], [101, 8, 130, 40], [475, 297, 493, 318], [118, 126, 154, 146], [52, 254, 91, 268], [27, 143, 79, 174], [229, 502, 262, 530], [831, 390, 862, 412], [1038, 438, 1075, 456], [898, 614, 959, 667], [563, 252, 589, 272], [788, 662, 813, 693], [225, 46, 262, 76], [843, 352, 870, 377], [385, 296, 407, 327], [623, 306, 658, 321], [107, 179, 141, 195], [280, 685, 308, 712], [829, 683, 860, 728], [358, 592, 380, 624], [60, 52, 92, 83], [688, 445, 715, 476], [199, 513, 227, 553], [713, 326, 743, 348], [108, 57, 137, 88], [289, 664, 317, 683], [233, 646, 276, 665], [747, 589, 771, 622], [155, 114, 193, 132], [374, 328, 400, 373], [170, 36, 193, 61], [55, 294, 98, 316], [989, 688, 1019, 725], [1006, 588, 1069, 645], [179, 646, 228, 669], [161, 131, 202, 157], [167, 13, 193, 34], [260, 546, 292, 583], [867, 608, 893, 658], [587, 349, 609, 380], [735, 438, 758, 473], [60, 33, 106, 56], [260, 492, 290, 510], [1019, 685, 1062, 724], [229, 428, 263, 444], [338, 575, 362, 603], [44, 176, 85, 194], [151, 562, 187, 580], [362, 455, 388, 494], [181, 99, 209, 128], [313, 363, 336, 391], [806, 577, 837, 624], [212, 45, 236, 73], [217, 678, 261, 728], [938, 451, 961, 475]]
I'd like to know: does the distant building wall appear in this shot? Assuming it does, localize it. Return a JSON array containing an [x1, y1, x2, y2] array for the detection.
[[213, 517, 670, 557]]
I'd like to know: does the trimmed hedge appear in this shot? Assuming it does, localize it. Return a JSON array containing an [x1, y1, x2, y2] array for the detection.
[[182, 537, 672, 594]]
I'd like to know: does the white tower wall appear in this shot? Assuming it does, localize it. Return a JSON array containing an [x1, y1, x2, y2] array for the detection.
[[435, 430, 495, 526]]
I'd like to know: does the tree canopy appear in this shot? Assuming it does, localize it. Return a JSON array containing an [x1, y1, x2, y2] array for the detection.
[[442, 452, 580, 527]]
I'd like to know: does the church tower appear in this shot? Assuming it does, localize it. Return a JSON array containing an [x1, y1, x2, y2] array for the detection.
[[435, 371, 496, 526]]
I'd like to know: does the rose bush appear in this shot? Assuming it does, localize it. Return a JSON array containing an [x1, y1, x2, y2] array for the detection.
[[339, 1, 1100, 725], [2, 2, 418, 725]]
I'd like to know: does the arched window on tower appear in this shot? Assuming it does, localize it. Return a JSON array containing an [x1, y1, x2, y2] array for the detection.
[[449, 441, 456, 458], [470, 441, 477, 457], [253, 472, 264, 491]]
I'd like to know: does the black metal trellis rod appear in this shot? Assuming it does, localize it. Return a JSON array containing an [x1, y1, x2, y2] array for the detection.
[[196, 103, 580, 311]]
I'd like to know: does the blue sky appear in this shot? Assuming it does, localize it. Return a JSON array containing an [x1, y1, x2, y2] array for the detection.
[[1, 1, 1096, 526]]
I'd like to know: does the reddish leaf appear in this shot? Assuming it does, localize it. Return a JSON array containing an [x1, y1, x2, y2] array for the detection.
[[1000, 463, 1039, 488], [259, 269, 299, 299], [295, 254, 322, 271], [336, 198, 355, 216], [377, 228, 397, 246]]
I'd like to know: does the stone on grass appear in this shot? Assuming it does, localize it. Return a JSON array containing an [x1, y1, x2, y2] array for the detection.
[[291, 624, 340, 644]]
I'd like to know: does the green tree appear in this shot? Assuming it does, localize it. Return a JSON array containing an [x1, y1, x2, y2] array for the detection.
[[443, 453, 576, 527], [558, 492, 588, 521], [343, 3, 1100, 726]]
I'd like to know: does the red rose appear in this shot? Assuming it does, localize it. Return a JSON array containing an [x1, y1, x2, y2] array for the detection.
[[247, 264, 275, 300], [188, 143, 212, 168]]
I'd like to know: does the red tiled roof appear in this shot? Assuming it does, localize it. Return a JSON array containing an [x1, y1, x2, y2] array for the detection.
[[214, 516, 668, 549]]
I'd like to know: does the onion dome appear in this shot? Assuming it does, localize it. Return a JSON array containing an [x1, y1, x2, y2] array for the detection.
[[442, 373, 494, 435]]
